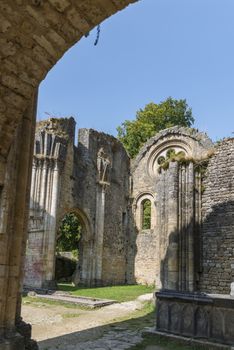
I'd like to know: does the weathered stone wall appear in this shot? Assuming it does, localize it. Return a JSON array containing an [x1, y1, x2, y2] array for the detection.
[[75, 129, 130, 285], [130, 127, 214, 289], [0, 95, 38, 349], [156, 290, 234, 346], [24, 121, 130, 288], [25, 122, 234, 295], [199, 138, 234, 294], [24, 117, 75, 288]]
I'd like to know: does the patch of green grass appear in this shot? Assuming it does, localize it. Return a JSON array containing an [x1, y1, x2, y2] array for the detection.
[[57, 284, 155, 302], [129, 334, 205, 350], [107, 301, 156, 330]]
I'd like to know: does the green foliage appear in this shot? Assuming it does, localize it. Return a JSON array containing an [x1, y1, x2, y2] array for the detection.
[[142, 200, 151, 230], [56, 213, 82, 253], [117, 97, 194, 158], [158, 149, 188, 173]]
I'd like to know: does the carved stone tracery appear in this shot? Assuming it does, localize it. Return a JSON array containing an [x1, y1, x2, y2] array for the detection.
[[97, 147, 111, 185]]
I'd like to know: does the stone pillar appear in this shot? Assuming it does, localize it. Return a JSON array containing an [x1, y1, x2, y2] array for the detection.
[[94, 185, 106, 284], [166, 162, 179, 290], [157, 161, 198, 292], [0, 90, 38, 350], [157, 162, 179, 290], [24, 120, 75, 289], [186, 162, 195, 291], [44, 160, 60, 287], [178, 162, 196, 291]]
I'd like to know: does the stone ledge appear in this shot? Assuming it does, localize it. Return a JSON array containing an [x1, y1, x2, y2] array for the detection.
[[155, 291, 234, 346], [143, 328, 233, 350]]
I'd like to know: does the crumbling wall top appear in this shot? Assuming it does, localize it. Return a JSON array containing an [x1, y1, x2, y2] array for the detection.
[[132, 126, 214, 173], [36, 117, 76, 141]]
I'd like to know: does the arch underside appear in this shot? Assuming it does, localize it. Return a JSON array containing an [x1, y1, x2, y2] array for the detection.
[[0, 0, 138, 160]]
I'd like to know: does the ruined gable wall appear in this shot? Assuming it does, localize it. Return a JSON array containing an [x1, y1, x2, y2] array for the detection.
[[74, 129, 130, 285], [199, 138, 234, 294], [25, 124, 130, 288], [130, 127, 213, 288]]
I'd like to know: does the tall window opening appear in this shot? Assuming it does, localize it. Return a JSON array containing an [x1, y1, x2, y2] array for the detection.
[[56, 212, 83, 283], [141, 199, 151, 230]]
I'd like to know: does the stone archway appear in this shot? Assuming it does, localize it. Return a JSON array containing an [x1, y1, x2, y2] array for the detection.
[[56, 208, 94, 287], [0, 0, 137, 159], [0, 1, 137, 349]]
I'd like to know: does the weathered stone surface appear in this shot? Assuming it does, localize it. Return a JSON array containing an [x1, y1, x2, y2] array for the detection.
[[0, 0, 137, 160], [24, 119, 130, 288], [199, 139, 234, 294], [156, 290, 234, 346], [24, 125, 234, 298], [231, 282, 234, 296], [129, 127, 214, 289]]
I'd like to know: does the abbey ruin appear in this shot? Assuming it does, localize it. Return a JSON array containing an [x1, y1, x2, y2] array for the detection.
[[24, 117, 234, 346], [0, 1, 233, 349], [24, 117, 234, 295]]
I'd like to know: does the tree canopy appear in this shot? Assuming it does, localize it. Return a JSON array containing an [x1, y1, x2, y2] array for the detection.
[[56, 213, 82, 254], [117, 97, 195, 158]]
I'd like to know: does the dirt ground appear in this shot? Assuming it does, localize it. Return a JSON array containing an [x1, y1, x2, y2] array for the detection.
[[22, 294, 154, 349]]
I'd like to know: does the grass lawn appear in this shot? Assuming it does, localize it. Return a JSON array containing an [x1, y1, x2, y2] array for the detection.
[[57, 283, 155, 302]]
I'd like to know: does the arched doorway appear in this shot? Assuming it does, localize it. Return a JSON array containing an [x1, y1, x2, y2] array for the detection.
[[56, 210, 93, 287], [56, 212, 82, 284]]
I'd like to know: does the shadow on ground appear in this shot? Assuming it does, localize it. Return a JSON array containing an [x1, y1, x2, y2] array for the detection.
[[38, 308, 204, 350], [38, 309, 155, 349]]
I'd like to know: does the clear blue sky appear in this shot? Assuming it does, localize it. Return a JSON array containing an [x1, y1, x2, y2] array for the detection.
[[37, 0, 234, 142]]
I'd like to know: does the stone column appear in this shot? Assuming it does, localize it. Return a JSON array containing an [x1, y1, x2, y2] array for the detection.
[[0, 90, 38, 350], [177, 162, 196, 292], [24, 122, 72, 289], [94, 185, 106, 284], [186, 162, 195, 291], [166, 162, 179, 290], [44, 160, 60, 287]]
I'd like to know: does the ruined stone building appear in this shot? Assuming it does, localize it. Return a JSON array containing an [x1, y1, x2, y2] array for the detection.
[[24, 118, 234, 303], [0, 1, 233, 348], [22, 117, 234, 346], [24, 118, 130, 288]]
